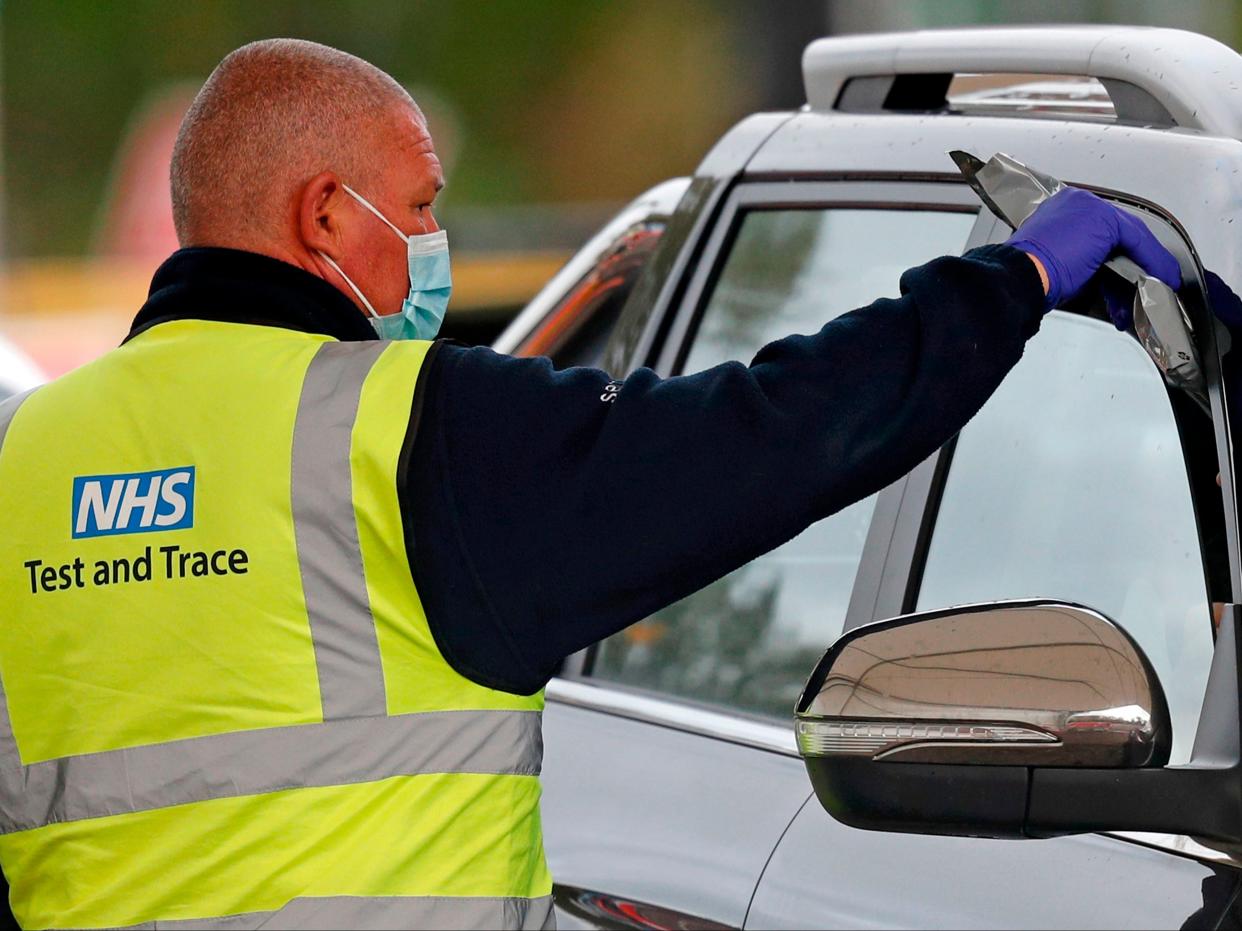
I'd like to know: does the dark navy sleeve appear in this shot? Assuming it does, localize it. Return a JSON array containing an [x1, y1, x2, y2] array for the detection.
[[405, 244, 1046, 694]]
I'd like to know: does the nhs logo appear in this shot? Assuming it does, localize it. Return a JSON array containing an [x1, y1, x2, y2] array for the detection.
[[72, 467, 195, 539]]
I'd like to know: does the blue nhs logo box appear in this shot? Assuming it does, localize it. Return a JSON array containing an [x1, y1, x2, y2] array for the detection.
[[72, 466, 195, 539]]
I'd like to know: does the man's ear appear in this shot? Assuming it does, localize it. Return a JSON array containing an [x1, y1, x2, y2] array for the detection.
[[298, 172, 348, 259]]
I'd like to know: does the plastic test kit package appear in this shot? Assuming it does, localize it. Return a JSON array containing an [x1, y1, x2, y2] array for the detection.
[[952, 149, 1208, 410]]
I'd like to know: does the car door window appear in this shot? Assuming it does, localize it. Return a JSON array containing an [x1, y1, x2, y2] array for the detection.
[[517, 223, 666, 369], [591, 206, 977, 718], [916, 310, 1216, 764]]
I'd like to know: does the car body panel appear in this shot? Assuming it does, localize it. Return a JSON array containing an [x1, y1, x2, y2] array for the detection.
[[746, 802, 1231, 929], [540, 696, 810, 929]]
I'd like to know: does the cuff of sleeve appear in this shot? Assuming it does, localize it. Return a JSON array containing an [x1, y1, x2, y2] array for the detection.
[[1003, 240, 1059, 309], [963, 242, 1052, 336], [973, 238, 1053, 304]]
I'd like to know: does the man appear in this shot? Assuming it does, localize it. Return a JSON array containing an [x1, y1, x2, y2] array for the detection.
[[0, 38, 1178, 930]]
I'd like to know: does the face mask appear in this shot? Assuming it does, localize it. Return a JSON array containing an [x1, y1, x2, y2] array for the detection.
[[318, 184, 452, 341]]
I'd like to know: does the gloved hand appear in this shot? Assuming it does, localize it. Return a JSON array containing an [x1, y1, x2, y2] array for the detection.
[[1206, 269, 1242, 332], [1100, 278, 1137, 331], [1006, 187, 1182, 311]]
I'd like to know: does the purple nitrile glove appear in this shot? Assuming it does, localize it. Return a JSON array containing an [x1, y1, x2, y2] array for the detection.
[[1100, 277, 1136, 331], [1006, 187, 1182, 312]]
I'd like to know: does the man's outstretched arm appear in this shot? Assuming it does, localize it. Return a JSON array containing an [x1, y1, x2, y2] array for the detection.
[[406, 191, 1181, 694]]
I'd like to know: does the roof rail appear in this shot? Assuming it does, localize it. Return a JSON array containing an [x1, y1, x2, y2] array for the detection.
[[803, 26, 1242, 138]]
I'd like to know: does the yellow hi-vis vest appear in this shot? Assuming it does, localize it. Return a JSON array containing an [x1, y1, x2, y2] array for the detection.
[[0, 320, 552, 930]]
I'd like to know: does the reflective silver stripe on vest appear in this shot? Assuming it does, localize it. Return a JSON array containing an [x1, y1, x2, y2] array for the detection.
[[0, 387, 38, 452], [110, 893, 556, 930], [0, 707, 540, 834], [291, 341, 390, 720], [0, 389, 39, 789]]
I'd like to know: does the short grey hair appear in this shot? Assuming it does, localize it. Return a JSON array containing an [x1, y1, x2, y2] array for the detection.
[[170, 38, 417, 246]]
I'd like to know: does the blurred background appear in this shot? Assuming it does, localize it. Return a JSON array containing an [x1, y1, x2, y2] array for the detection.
[[1, 0, 1239, 377]]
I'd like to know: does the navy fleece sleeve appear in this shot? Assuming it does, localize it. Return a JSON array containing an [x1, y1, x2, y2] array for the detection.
[[406, 244, 1046, 694]]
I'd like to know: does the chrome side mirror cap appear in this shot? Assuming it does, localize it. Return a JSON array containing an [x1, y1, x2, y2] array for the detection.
[[790, 600, 1220, 840], [796, 600, 1170, 769]]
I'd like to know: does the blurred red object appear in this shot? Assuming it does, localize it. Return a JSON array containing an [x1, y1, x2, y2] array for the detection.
[[92, 85, 194, 263]]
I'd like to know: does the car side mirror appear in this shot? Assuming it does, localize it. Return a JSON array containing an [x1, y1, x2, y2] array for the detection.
[[797, 600, 1170, 769], [796, 600, 1242, 843]]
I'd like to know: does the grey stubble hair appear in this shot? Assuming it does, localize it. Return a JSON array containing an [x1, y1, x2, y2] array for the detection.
[[170, 38, 417, 247]]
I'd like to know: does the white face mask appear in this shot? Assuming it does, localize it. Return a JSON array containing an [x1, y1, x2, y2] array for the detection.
[[318, 184, 452, 341]]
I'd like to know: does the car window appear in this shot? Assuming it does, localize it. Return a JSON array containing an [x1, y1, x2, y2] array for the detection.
[[916, 311, 1216, 765], [591, 206, 978, 718], [517, 223, 665, 369]]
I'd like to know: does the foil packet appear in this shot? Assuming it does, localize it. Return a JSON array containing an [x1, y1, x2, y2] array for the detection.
[[951, 150, 1207, 410]]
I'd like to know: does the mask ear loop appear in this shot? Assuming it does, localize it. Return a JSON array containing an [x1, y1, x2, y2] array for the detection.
[[342, 184, 411, 244], [318, 251, 380, 319]]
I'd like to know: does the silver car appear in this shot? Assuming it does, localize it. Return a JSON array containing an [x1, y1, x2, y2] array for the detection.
[[498, 25, 1242, 930]]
